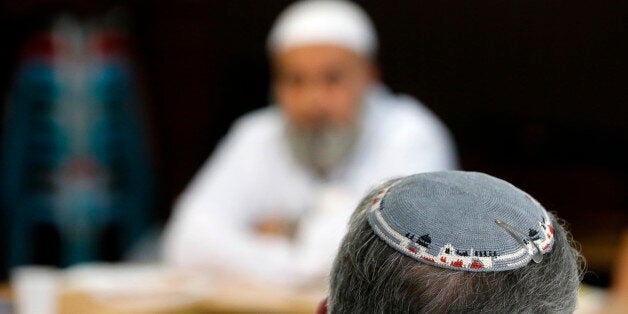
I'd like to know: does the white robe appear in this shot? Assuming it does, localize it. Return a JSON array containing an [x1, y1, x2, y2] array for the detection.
[[161, 85, 458, 284]]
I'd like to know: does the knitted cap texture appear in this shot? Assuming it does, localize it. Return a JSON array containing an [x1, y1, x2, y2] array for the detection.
[[367, 171, 555, 272]]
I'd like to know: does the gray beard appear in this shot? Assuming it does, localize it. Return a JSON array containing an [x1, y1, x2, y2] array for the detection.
[[286, 123, 360, 178]]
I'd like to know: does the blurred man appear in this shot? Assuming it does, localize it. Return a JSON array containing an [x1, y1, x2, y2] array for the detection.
[[325, 171, 583, 313], [162, 0, 458, 283]]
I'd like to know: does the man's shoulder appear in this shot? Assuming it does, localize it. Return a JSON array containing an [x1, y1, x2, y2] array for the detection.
[[228, 106, 284, 141], [204, 106, 287, 172], [372, 90, 449, 135], [232, 106, 283, 129]]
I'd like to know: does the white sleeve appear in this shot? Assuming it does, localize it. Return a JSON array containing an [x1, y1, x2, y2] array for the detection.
[[160, 117, 293, 281]]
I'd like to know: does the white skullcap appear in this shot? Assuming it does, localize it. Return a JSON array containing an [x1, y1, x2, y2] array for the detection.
[[267, 0, 378, 57]]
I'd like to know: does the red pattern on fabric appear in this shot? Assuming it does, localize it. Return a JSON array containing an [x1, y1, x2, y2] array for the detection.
[[451, 260, 463, 267], [91, 32, 129, 57], [470, 260, 484, 269], [421, 257, 434, 263], [21, 33, 57, 60]]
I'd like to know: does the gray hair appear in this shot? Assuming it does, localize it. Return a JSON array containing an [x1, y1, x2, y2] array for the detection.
[[329, 179, 584, 313]]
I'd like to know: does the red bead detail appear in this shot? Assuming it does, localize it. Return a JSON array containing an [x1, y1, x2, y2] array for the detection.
[[542, 243, 550, 250], [470, 260, 484, 269], [372, 198, 380, 204], [548, 225, 555, 235], [451, 260, 463, 268], [440, 257, 447, 263], [409, 247, 416, 253], [421, 257, 435, 263]]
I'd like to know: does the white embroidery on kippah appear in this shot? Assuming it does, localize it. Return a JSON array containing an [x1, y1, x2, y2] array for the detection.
[[366, 172, 556, 272]]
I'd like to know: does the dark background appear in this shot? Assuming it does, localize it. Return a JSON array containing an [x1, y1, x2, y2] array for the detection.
[[1, 0, 626, 285]]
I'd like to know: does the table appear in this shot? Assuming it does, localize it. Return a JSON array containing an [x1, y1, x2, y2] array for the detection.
[[4, 263, 326, 314], [5, 277, 628, 313], [0, 284, 11, 300], [57, 283, 323, 314]]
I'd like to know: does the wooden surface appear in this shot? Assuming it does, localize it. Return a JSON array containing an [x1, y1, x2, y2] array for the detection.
[[0, 284, 11, 300], [58, 290, 205, 314], [1, 279, 323, 314], [56, 285, 322, 314], [199, 283, 323, 314], [0, 287, 320, 314], [5, 280, 627, 313]]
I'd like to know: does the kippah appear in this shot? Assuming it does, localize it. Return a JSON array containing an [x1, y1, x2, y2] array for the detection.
[[267, 0, 378, 57], [367, 171, 555, 272]]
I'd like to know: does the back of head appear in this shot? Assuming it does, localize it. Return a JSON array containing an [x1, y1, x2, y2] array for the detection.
[[329, 171, 583, 313]]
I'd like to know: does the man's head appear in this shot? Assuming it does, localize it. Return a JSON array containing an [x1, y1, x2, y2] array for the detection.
[[328, 171, 583, 313], [267, 0, 378, 175]]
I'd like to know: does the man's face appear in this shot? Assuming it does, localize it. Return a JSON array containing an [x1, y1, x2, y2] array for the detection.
[[272, 45, 375, 130]]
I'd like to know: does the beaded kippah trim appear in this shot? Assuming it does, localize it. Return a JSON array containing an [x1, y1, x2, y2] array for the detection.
[[366, 172, 555, 272]]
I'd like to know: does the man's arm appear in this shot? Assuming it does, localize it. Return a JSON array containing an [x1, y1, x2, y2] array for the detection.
[[161, 115, 294, 282]]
